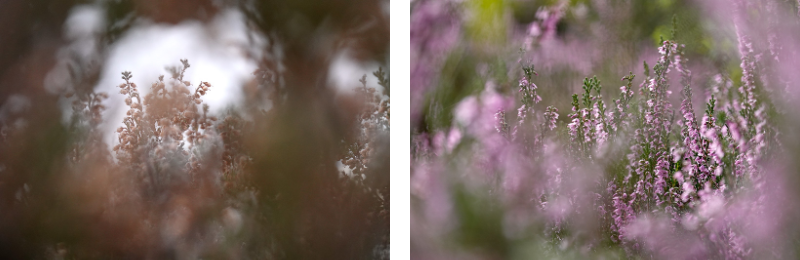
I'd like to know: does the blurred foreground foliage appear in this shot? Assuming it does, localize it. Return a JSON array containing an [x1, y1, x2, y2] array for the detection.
[[0, 0, 389, 259]]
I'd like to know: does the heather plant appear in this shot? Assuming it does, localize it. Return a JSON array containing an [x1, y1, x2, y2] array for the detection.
[[412, 0, 800, 259], [337, 67, 391, 246], [0, 0, 388, 259], [0, 60, 390, 259]]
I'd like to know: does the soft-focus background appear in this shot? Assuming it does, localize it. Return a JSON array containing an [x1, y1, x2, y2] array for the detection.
[[412, 0, 800, 259], [412, 0, 751, 130], [0, 0, 389, 259]]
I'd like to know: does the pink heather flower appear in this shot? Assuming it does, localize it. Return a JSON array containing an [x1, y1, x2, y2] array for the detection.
[[654, 158, 669, 194], [519, 74, 541, 105], [681, 182, 695, 202], [544, 106, 558, 131], [522, 22, 542, 50], [518, 77, 529, 91], [495, 110, 508, 135], [512, 104, 527, 140], [737, 116, 748, 136], [595, 120, 607, 147], [592, 102, 601, 119], [455, 87, 513, 130], [582, 110, 594, 142], [674, 171, 684, 185], [611, 192, 634, 240], [727, 121, 747, 153], [483, 87, 513, 112], [517, 104, 527, 119], [644, 112, 654, 123], [454, 96, 479, 125], [567, 119, 579, 139], [700, 115, 724, 165], [733, 155, 745, 177], [432, 127, 462, 155], [658, 44, 668, 56]]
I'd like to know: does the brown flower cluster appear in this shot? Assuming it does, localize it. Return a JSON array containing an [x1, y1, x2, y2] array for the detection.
[[1, 62, 389, 259], [343, 72, 386, 177], [339, 67, 391, 249], [113, 60, 219, 184], [66, 90, 109, 163]]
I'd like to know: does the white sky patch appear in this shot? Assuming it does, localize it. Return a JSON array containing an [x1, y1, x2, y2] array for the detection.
[[337, 160, 353, 178], [94, 8, 264, 149], [45, 5, 106, 95], [64, 5, 105, 60], [328, 50, 383, 95]]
